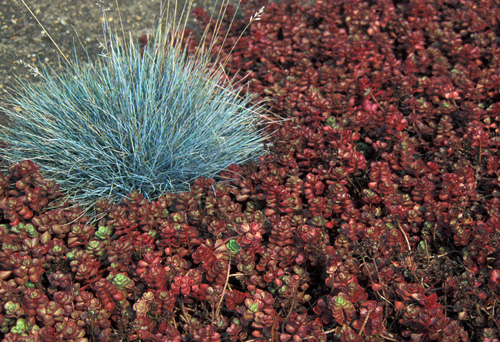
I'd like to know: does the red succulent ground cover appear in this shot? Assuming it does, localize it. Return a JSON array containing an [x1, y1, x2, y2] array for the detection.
[[1, 0, 500, 340]]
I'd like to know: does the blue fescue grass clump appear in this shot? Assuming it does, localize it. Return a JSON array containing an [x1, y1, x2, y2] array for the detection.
[[0, 13, 269, 212]]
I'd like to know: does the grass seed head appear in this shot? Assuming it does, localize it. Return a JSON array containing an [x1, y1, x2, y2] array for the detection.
[[0, 0, 270, 216]]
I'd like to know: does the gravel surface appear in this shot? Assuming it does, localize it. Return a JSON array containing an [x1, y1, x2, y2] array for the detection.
[[0, 0, 243, 126]]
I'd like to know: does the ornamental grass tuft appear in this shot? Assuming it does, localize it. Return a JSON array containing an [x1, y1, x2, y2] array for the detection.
[[0, 1, 269, 213]]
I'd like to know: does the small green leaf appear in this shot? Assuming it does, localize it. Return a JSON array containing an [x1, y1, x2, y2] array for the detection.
[[11, 318, 28, 336], [226, 239, 241, 254]]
